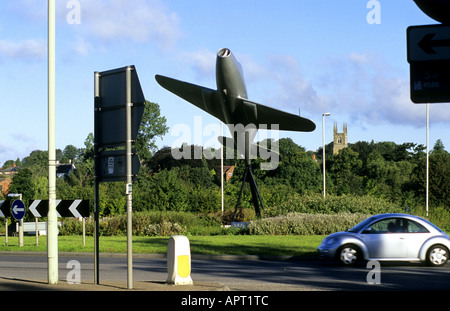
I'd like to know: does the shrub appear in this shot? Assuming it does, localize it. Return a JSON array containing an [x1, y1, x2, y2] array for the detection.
[[248, 213, 371, 235], [59, 211, 220, 236], [412, 205, 450, 232], [59, 193, 404, 237], [264, 194, 402, 217], [143, 221, 185, 236], [60, 218, 85, 235]]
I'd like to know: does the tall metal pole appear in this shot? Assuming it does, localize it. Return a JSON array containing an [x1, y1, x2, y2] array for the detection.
[[221, 121, 224, 215], [18, 193, 23, 247], [322, 113, 330, 198], [47, 0, 58, 285], [94, 71, 100, 284], [426, 103, 429, 217], [126, 67, 133, 289]]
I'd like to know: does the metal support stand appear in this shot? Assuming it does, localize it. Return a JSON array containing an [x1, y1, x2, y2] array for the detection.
[[232, 163, 264, 222]]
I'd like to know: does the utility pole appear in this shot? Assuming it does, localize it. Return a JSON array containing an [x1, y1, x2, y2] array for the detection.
[[47, 0, 58, 285]]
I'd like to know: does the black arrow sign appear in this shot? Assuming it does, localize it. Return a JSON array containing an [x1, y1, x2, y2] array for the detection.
[[419, 33, 450, 54], [29, 200, 90, 218]]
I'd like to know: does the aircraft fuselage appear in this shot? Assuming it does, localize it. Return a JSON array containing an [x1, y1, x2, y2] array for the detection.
[[216, 48, 248, 122], [215, 48, 257, 160]]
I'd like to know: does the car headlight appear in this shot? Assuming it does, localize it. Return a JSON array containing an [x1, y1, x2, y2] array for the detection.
[[325, 237, 337, 246]]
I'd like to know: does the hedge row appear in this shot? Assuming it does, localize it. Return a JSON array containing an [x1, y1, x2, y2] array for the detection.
[[262, 194, 403, 217], [60, 211, 373, 236], [58, 194, 408, 236], [59, 211, 228, 236], [247, 213, 371, 235]]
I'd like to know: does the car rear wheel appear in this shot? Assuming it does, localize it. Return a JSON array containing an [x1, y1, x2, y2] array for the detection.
[[427, 245, 449, 267], [337, 244, 361, 266]]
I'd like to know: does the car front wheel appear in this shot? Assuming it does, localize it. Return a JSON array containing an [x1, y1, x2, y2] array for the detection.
[[337, 244, 361, 266], [427, 245, 449, 267]]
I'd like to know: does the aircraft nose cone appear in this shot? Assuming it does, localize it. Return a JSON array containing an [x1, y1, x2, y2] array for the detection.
[[218, 48, 231, 58], [414, 0, 450, 24]]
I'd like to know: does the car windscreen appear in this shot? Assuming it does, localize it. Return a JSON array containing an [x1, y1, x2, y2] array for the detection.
[[347, 216, 375, 233]]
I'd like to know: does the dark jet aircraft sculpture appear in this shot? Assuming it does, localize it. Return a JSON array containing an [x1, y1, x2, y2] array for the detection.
[[156, 48, 315, 219]]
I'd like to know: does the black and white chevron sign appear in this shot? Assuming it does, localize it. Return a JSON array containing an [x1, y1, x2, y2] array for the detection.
[[0, 200, 10, 217], [29, 200, 89, 218]]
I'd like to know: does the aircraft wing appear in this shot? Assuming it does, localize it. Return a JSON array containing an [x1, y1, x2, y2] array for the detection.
[[155, 75, 224, 121], [242, 99, 316, 132]]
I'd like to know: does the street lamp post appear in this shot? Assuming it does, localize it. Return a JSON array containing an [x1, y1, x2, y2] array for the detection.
[[322, 113, 331, 198]]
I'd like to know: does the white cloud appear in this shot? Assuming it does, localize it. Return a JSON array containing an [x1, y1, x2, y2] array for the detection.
[[75, 0, 181, 51], [179, 48, 216, 77], [0, 39, 46, 61], [71, 36, 91, 56], [234, 51, 450, 129], [370, 77, 423, 125], [0, 132, 40, 165], [264, 54, 330, 113], [236, 53, 331, 115], [313, 52, 450, 128]]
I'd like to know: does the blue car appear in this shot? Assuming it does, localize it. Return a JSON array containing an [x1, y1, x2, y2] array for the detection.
[[318, 213, 450, 266]]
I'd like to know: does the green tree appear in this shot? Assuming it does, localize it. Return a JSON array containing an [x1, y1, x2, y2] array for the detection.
[[2, 160, 15, 169], [432, 139, 446, 154], [365, 150, 414, 203], [63, 144, 80, 163], [429, 152, 450, 207], [78, 133, 95, 163], [22, 150, 48, 172], [9, 168, 34, 202], [329, 148, 363, 195], [136, 101, 169, 162], [270, 139, 321, 194]]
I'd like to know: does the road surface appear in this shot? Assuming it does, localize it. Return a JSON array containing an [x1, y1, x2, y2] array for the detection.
[[0, 252, 449, 291]]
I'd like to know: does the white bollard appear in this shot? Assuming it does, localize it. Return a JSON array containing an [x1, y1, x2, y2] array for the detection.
[[167, 235, 194, 285]]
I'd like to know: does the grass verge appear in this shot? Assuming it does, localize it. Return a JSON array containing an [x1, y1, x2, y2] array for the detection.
[[0, 235, 325, 258]]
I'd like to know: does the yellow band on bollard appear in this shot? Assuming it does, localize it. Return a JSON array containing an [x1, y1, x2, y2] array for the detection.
[[177, 255, 190, 278]]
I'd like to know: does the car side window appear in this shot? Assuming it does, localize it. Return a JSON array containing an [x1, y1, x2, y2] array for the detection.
[[365, 218, 404, 233], [406, 219, 429, 233], [363, 218, 430, 234]]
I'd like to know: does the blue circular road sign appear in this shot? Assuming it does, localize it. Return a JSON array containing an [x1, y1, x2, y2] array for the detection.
[[11, 200, 26, 220]]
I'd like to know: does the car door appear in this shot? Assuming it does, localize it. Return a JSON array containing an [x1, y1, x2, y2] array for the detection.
[[360, 218, 409, 259], [403, 219, 431, 259]]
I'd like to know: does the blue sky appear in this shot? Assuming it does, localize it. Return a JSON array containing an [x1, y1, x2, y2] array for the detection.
[[1, 0, 449, 165]]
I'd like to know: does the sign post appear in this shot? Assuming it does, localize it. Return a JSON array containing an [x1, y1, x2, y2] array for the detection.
[[94, 71, 100, 285], [125, 67, 133, 290], [94, 66, 145, 289]]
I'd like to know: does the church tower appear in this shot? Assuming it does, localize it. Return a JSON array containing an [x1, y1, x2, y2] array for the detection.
[[333, 122, 348, 155]]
